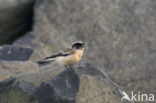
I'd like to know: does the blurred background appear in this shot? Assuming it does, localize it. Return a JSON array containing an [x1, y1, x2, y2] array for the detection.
[[0, 0, 155, 103]]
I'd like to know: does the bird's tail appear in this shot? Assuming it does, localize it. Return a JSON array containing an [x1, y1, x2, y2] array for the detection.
[[37, 57, 55, 66]]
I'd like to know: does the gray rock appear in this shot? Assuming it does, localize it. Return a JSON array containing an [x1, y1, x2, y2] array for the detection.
[[0, 61, 38, 81], [108, 64, 156, 100], [34, 63, 132, 103], [0, 61, 65, 103], [13, 32, 45, 61], [0, 77, 16, 93], [0, 45, 33, 61], [32, 0, 156, 71], [0, 0, 35, 44], [0, 77, 37, 103], [0, 63, 133, 103]]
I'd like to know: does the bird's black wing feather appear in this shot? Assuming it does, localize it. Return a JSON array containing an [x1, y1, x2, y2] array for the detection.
[[45, 48, 74, 59], [37, 48, 74, 66], [45, 53, 69, 59]]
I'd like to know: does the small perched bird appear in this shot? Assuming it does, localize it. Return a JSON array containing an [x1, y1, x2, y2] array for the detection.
[[38, 41, 85, 69]]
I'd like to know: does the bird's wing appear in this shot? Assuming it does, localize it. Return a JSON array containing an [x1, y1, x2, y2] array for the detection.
[[37, 53, 61, 65], [37, 48, 74, 65], [62, 47, 74, 55], [45, 47, 74, 59]]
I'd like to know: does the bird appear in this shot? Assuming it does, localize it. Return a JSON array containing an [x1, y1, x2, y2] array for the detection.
[[37, 41, 85, 69]]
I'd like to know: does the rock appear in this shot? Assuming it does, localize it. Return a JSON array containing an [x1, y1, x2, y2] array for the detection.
[[0, 0, 35, 44], [0, 62, 65, 103], [32, 0, 156, 70], [14, 32, 37, 49], [108, 65, 156, 98], [0, 61, 38, 81], [19, 63, 65, 87], [13, 32, 46, 61], [34, 63, 132, 103], [0, 59, 65, 84], [0, 77, 16, 93], [0, 45, 33, 61], [0, 77, 37, 103], [0, 63, 132, 103]]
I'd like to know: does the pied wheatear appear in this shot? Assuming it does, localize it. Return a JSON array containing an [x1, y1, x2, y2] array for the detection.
[[38, 41, 85, 69]]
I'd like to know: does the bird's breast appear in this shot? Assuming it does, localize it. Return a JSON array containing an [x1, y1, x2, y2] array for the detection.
[[57, 49, 84, 66]]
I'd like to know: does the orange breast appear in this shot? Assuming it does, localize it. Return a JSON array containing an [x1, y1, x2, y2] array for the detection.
[[62, 49, 84, 66]]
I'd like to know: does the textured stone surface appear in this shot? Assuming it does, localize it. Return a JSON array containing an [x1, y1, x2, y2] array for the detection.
[[32, 0, 156, 71], [0, 45, 33, 61], [0, 62, 65, 103], [0, 61, 38, 81], [34, 63, 132, 103], [109, 65, 156, 102], [0, 77, 16, 93], [0, 63, 132, 103], [0, 78, 37, 103], [14, 32, 44, 61], [0, 0, 155, 102], [0, 0, 35, 44]]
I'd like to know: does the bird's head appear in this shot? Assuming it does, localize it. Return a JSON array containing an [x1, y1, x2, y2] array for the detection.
[[72, 41, 85, 50]]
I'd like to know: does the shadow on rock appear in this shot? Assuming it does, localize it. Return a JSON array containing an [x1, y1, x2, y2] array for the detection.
[[0, 63, 133, 103]]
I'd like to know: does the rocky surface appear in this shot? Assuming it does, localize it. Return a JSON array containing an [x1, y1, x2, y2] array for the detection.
[[0, 0, 156, 103], [0, 0, 35, 44], [0, 45, 33, 61], [0, 45, 132, 103], [0, 44, 65, 84], [0, 61, 37, 81], [109, 65, 156, 99], [31, 0, 156, 69], [0, 63, 132, 103]]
